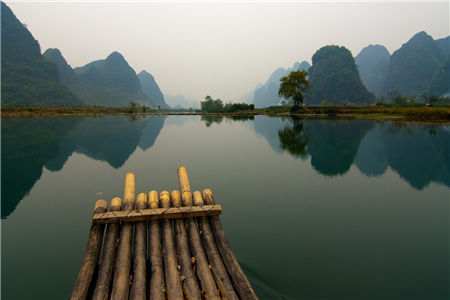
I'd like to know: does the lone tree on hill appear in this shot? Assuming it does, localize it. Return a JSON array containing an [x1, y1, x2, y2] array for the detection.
[[278, 70, 309, 110]]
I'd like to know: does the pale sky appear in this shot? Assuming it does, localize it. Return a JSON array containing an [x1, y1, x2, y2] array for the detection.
[[6, 0, 450, 102]]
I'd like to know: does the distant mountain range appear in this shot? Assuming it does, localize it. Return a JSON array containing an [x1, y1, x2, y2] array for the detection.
[[165, 95, 200, 109], [356, 31, 450, 100], [253, 31, 450, 107], [3, 1, 449, 107], [2, 2, 168, 108], [383, 31, 450, 99]]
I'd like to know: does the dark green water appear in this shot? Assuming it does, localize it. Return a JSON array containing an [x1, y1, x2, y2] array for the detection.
[[2, 116, 449, 299]]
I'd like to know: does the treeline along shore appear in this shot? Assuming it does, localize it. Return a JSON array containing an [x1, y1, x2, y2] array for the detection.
[[2, 105, 450, 123]]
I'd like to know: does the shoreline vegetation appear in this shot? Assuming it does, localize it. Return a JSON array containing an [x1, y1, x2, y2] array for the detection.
[[2, 105, 450, 123]]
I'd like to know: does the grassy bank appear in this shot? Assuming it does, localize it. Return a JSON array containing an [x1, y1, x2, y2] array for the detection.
[[259, 105, 450, 122], [2, 105, 450, 122]]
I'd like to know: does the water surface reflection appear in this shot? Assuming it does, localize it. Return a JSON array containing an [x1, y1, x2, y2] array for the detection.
[[2, 116, 449, 300]]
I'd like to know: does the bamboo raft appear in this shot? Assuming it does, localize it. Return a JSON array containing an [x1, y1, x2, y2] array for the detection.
[[70, 166, 258, 300]]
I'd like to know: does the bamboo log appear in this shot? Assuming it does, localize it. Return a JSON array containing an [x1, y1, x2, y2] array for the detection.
[[203, 189, 258, 300], [130, 193, 147, 300], [70, 199, 107, 300], [160, 191, 184, 299], [111, 173, 136, 300], [193, 191, 239, 300], [92, 197, 122, 300], [178, 165, 191, 193], [171, 190, 202, 299], [177, 167, 221, 300], [148, 191, 165, 300]]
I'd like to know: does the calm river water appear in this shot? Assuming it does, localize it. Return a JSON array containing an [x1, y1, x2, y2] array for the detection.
[[2, 116, 449, 299]]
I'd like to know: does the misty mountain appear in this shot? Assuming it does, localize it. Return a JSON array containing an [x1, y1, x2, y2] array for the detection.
[[138, 71, 169, 109], [43, 48, 76, 83], [72, 52, 152, 107], [44, 48, 166, 108], [430, 58, 450, 96], [1, 2, 80, 106], [166, 95, 199, 109], [252, 61, 311, 108], [355, 45, 391, 97], [385, 31, 446, 98], [435, 36, 450, 58], [307, 46, 374, 105]]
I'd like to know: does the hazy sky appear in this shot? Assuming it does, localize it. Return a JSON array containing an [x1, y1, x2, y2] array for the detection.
[[7, 0, 450, 102]]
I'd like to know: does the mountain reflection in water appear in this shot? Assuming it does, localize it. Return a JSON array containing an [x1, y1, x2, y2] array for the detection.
[[2, 116, 449, 219], [253, 117, 450, 190], [1, 116, 165, 218]]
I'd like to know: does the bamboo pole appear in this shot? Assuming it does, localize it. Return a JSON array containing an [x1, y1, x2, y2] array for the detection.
[[193, 191, 239, 300], [178, 165, 191, 193], [160, 190, 184, 300], [130, 193, 147, 300], [171, 190, 202, 299], [70, 199, 107, 300], [92, 197, 122, 300], [148, 191, 165, 300], [202, 189, 258, 300], [178, 166, 221, 300], [111, 172, 136, 300]]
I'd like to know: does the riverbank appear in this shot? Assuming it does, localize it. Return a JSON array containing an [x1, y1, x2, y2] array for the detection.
[[2, 106, 450, 122]]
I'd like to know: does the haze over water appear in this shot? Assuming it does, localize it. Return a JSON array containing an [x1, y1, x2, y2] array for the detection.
[[7, 1, 449, 102], [2, 116, 449, 299]]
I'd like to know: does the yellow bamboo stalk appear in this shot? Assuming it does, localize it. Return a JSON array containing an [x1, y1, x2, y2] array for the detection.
[[160, 191, 184, 299], [177, 166, 221, 300], [203, 189, 258, 300], [70, 199, 107, 300], [130, 193, 147, 300], [92, 197, 122, 300], [111, 173, 136, 300], [193, 191, 239, 300], [171, 190, 202, 299], [148, 191, 165, 300]]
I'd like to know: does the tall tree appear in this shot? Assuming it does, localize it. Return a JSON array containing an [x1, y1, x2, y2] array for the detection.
[[278, 70, 309, 109]]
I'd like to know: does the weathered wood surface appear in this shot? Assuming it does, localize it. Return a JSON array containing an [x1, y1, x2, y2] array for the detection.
[[160, 191, 184, 300], [70, 199, 107, 300], [171, 190, 202, 299], [178, 167, 221, 300], [193, 191, 239, 300], [92, 204, 222, 224], [130, 193, 147, 300], [203, 188, 259, 300], [111, 172, 136, 300], [92, 197, 122, 300], [148, 191, 165, 300]]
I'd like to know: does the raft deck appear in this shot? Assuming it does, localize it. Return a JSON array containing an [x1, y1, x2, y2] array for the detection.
[[70, 166, 258, 300]]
